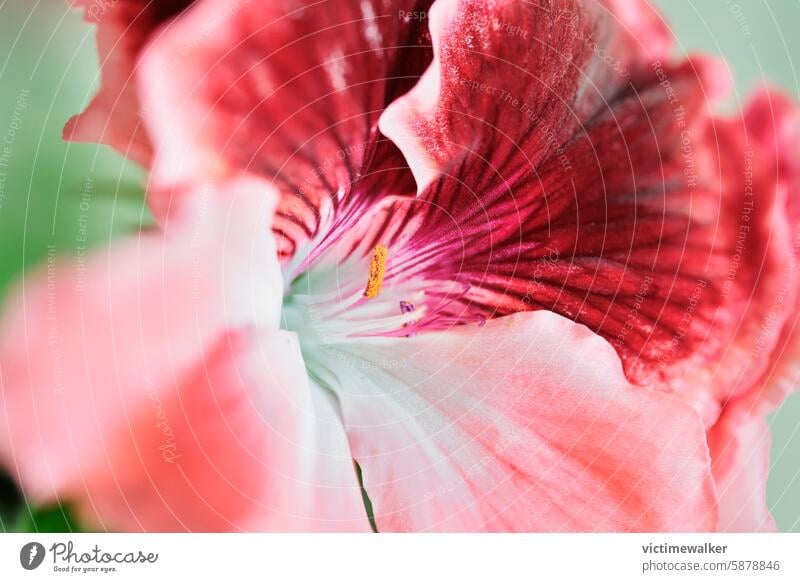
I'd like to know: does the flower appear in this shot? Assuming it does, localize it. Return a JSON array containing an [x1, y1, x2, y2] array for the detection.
[[1, 0, 798, 532]]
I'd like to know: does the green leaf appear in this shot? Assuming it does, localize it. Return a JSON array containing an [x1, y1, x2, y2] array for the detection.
[[13, 503, 84, 533]]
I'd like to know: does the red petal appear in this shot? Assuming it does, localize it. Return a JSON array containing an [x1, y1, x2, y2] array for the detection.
[[348, 63, 732, 386], [64, 0, 195, 165], [380, 0, 689, 191], [701, 89, 800, 532], [365, 0, 746, 385], [140, 0, 432, 259], [690, 89, 800, 408]]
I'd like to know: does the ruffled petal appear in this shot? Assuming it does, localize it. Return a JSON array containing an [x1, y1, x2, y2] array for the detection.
[[64, 0, 196, 165], [140, 0, 432, 259], [0, 181, 369, 531], [705, 89, 800, 407], [311, 311, 717, 532], [698, 89, 800, 531]]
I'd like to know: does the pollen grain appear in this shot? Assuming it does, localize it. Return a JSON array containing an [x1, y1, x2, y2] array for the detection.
[[363, 244, 389, 299]]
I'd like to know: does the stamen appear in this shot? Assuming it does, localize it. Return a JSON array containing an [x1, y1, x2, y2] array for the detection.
[[399, 300, 417, 338], [363, 244, 389, 299]]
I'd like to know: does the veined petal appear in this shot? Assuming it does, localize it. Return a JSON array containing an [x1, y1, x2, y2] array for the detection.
[[379, 0, 698, 192], [347, 53, 732, 386], [311, 311, 717, 532], [64, 0, 196, 165], [366, 0, 740, 386], [140, 0, 432, 259]]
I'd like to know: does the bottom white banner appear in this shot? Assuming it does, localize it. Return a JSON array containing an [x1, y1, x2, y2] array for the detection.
[[1, 533, 798, 581]]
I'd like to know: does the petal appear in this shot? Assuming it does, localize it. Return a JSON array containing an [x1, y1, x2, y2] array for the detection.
[[697, 89, 800, 533], [717, 89, 800, 404], [311, 311, 717, 532], [0, 180, 369, 531], [0, 179, 276, 525], [2, 327, 368, 531], [64, 0, 196, 165], [140, 0, 432, 259], [379, 0, 698, 191], [348, 54, 732, 386], [676, 89, 800, 414], [365, 0, 741, 386], [600, 0, 672, 62], [707, 412, 776, 532]]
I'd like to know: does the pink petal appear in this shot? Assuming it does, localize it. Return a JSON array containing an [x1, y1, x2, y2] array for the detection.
[[697, 89, 800, 532], [322, 311, 717, 531], [139, 0, 432, 259], [0, 180, 369, 531], [676, 89, 799, 412], [64, 0, 196, 165], [600, 0, 672, 63], [707, 411, 776, 532], [747, 88, 800, 409]]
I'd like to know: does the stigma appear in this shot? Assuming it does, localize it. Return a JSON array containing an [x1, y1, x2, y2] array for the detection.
[[363, 244, 389, 299]]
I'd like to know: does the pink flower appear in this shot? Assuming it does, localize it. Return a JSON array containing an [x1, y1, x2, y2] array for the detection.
[[1, 0, 798, 531]]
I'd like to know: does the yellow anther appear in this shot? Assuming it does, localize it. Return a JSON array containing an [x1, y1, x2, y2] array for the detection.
[[363, 244, 389, 299]]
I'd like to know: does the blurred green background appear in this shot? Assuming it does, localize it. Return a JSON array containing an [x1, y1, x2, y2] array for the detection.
[[0, 0, 798, 532]]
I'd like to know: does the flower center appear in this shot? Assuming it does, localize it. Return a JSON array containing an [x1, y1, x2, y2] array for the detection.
[[280, 244, 426, 355]]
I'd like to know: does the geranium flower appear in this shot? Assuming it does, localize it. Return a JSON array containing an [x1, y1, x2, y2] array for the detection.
[[1, 0, 798, 532]]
